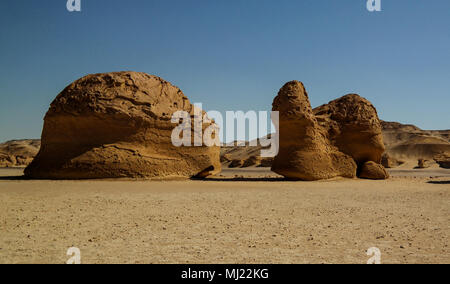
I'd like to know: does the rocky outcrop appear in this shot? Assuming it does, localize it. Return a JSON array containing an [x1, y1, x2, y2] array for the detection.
[[359, 161, 390, 180], [229, 159, 244, 168], [271, 81, 357, 181], [220, 154, 232, 163], [258, 157, 274, 167], [271, 81, 388, 180], [218, 120, 450, 171], [314, 94, 385, 165], [0, 140, 41, 167], [434, 153, 450, 169], [242, 156, 262, 167], [381, 153, 404, 168], [25, 72, 221, 179], [382, 121, 450, 161], [417, 159, 431, 169]]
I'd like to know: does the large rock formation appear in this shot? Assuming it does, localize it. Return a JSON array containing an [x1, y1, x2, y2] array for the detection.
[[271, 81, 357, 180], [25, 72, 221, 179], [271, 81, 388, 180], [314, 94, 385, 165], [219, 121, 450, 170]]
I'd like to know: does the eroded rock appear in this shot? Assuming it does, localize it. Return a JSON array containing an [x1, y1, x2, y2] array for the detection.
[[359, 161, 390, 180], [314, 94, 385, 165], [271, 81, 357, 181], [272, 82, 388, 180], [434, 153, 450, 169], [25, 72, 221, 179]]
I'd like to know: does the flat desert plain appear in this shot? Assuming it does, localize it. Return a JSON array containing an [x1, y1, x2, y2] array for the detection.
[[0, 167, 449, 264]]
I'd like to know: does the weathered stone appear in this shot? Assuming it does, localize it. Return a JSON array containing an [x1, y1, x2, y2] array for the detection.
[[271, 81, 357, 181], [25, 72, 220, 179]]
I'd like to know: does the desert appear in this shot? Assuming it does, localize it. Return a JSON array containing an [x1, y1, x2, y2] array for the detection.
[[1, 1, 450, 267], [1, 75, 449, 264], [1, 167, 449, 264]]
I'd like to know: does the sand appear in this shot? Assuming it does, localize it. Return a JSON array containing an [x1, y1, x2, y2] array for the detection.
[[0, 168, 449, 264]]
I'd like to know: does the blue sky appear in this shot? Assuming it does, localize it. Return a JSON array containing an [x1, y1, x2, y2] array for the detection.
[[1, 0, 449, 142]]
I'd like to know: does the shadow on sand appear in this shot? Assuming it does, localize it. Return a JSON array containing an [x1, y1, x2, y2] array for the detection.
[[197, 177, 289, 182], [427, 180, 450, 185], [0, 175, 28, 181], [0, 174, 288, 182]]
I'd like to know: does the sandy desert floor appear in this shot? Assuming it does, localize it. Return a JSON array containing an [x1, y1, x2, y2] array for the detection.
[[0, 167, 449, 264]]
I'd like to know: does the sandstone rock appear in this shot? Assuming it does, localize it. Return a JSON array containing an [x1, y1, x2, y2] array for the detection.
[[434, 153, 450, 169], [271, 81, 357, 181], [25, 72, 221, 179], [381, 153, 404, 168], [220, 154, 232, 163], [258, 157, 274, 168], [417, 159, 431, 169], [242, 156, 262, 167], [314, 94, 385, 165], [228, 159, 244, 168], [359, 161, 390, 180]]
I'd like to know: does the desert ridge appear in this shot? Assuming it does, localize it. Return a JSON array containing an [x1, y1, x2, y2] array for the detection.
[[0, 139, 40, 168]]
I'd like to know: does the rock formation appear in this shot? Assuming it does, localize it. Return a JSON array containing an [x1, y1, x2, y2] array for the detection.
[[228, 159, 244, 168], [359, 161, 390, 180], [25, 72, 221, 179], [218, 121, 449, 171], [271, 81, 357, 180], [271, 81, 389, 180], [242, 156, 262, 167], [417, 159, 431, 169], [314, 94, 385, 165], [434, 153, 450, 169], [258, 157, 274, 167], [220, 154, 232, 163], [381, 153, 404, 169]]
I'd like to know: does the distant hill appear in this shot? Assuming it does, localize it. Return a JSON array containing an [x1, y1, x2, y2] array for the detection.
[[381, 121, 450, 161], [0, 139, 41, 167]]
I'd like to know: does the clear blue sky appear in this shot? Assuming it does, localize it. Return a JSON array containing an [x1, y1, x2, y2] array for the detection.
[[1, 0, 449, 142]]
